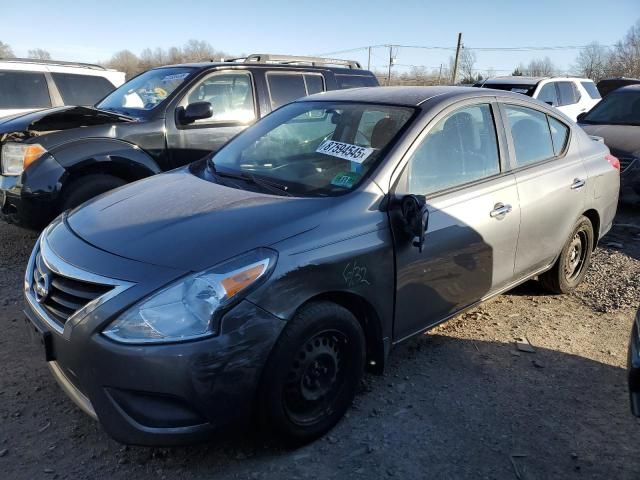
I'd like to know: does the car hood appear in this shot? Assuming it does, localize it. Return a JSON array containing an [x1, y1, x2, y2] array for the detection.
[[66, 169, 332, 272], [580, 124, 640, 156], [0, 106, 133, 139]]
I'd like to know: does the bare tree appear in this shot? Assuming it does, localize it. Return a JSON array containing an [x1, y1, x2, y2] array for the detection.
[[105, 50, 140, 79], [526, 57, 555, 76], [28, 48, 51, 60], [573, 42, 610, 81], [0, 40, 15, 58], [449, 48, 477, 83], [606, 19, 640, 78], [182, 39, 223, 62]]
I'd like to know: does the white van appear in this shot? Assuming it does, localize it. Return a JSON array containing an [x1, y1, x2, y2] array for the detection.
[[475, 76, 601, 121], [0, 58, 125, 119]]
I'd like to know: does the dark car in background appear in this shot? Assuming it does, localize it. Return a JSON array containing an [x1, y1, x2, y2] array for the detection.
[[23, 86, 619, 446], [579, 85, 640, 203], [628, 308, 640, 416], [0, 54, 378, 229], [597, 77, 640, 98]]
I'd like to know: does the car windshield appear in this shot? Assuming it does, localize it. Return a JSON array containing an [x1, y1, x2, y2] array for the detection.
[[96, 67, 194, 115], [581, 91, 640, 126], [481, 83, 536, 96], [209, 101, 415, 197]]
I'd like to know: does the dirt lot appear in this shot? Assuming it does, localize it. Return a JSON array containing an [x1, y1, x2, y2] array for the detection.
[[1, 207, 639, 480]]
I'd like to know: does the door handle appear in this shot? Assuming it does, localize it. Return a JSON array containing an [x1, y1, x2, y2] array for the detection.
[[571, 178, 586, 190], [490, 203, 512, 218]]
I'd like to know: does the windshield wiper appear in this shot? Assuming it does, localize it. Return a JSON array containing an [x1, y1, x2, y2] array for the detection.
[[93, 107, 136, 120], [210, 162, 293, 197]]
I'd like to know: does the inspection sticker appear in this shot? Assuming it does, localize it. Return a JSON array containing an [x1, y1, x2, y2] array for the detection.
[[331, 171, 361, 189], [316, 140, 375, 164]]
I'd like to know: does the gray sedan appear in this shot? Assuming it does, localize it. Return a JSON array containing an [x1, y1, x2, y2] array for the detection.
[[23, 86, 620, 445]]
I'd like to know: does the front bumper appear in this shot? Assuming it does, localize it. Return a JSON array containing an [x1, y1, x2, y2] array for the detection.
[[628, 309, 640, 417], [621, 161, 640, 202], [0, 153, 67, 229], [23, 220, 285, 445]]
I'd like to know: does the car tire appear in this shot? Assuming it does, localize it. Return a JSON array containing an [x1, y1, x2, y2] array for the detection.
[[258, 301, 365, 444], [62, 174, 127, 211], [540, 215, 594, 294]]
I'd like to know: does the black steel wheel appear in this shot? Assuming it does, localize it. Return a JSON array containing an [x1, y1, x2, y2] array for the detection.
[[540, 216, 594, 294], [258, 302, 365, 444]]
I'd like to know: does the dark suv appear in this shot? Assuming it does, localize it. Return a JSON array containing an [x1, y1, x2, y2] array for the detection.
[[0, 54, 378, 228]]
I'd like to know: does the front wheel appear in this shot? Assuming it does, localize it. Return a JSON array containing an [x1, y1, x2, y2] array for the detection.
[[540, 216, 594, 294], [258, 301, 365, 444], [61, 174, 127, 211]]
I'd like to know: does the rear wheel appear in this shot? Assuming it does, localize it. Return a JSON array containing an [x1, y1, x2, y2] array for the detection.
[[258, 302, 365, 444], [61, 174, 127, 211], [540, 216, 594, 294]]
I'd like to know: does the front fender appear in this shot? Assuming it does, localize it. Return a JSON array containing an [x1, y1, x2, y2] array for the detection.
[[50, 138, 161, 178]]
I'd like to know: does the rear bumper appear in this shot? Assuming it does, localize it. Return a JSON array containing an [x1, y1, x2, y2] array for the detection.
[[628, 309, 640, 416]]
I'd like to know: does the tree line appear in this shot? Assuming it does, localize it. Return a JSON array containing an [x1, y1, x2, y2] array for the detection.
[[1, 19, 638, 84]]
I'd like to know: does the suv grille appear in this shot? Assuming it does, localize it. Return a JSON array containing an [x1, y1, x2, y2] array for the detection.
[[32, 251, 112, 326]]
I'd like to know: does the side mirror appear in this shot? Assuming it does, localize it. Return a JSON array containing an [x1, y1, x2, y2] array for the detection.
[[401, 194, 429, 252], [577, 112, 587, 122], [179, 101, 213, 124]]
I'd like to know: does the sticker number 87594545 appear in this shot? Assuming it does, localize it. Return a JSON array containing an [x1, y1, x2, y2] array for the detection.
[[316, 140, 375, 164]]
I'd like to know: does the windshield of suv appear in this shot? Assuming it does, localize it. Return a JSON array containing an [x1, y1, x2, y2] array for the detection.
[[581, 90, 640, 126], [96, 67, 194, 114], [209, 101, 415, 196]]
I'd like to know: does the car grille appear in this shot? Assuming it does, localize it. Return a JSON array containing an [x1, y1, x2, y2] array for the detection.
[[32, 251, 112, 326]]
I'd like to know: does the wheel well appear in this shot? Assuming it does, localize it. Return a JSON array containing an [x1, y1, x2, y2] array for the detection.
[[65, 161, 153, 190], [300, 292, 386, 374], [582, 209, 600, 250]]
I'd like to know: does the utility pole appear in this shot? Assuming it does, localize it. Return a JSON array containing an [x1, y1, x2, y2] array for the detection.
[[367, 46, 371, 71], [387, 45, 393, 86], [451, 32, 462, 84]]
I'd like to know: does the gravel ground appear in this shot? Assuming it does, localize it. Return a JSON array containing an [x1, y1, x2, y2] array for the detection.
[[1, 207, 639, 480]]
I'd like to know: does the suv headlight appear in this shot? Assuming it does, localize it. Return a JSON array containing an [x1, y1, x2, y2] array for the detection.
[[1, 142, 48, 176], [103, 248, 277, 344]]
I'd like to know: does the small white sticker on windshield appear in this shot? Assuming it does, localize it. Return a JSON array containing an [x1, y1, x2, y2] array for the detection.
[[161, 73, 190, 82], [316, 140, 375, 164]]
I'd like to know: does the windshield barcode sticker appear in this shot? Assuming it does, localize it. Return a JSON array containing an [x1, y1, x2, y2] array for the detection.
[[316, 140, 375, 164]]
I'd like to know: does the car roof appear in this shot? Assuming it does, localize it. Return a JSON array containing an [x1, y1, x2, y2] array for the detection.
[[612, 84, 640, 93], [152, 62, 374, 75], [481, 76, 546, 85], [301, 86, 526, 106]]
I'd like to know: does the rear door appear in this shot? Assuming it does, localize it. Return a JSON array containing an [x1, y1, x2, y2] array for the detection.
[[500, 102, 586, 277], [165, 70, 258, 166], [389, 99, 520, 340], [556, 81, 582, 120]]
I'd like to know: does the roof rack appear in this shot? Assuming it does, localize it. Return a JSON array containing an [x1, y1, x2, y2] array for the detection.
[[223, 53, 362, 69], [0, 57, 107, 71]]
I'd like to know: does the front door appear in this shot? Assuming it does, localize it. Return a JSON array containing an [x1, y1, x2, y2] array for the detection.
[[390, 101, 521, 341], [165, 70, 258, 166]]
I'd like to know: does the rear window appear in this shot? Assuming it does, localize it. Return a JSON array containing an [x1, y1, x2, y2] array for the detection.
[[336, 74, 378, 89], [481, 83, 536, 96], [0, 71, 51, 109], [267, 73, 325, 109], [580, 81, 601, 99], [51, 73, 116, 105]]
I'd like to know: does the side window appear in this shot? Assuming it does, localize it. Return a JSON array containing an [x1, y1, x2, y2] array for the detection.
[[580, 81, 601, 99], [304, 74, 324, 95], [267, 73, 307, 109], [537, 83, 558, 106], [402, 104, 500, 195], [504, 105, 554, 166], [548, 116, 570, 155], [51, 73, 115, 105], [336, 75, 378, 89], [0, 71, 51, 109], [557, 81, 578, 106], [186, 72, 255, 124]]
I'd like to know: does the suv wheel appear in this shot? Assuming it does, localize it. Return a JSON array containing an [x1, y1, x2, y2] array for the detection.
[[62, 174, 127, 211], [258, 301, 365, 444], [540, 215, 594, 294]]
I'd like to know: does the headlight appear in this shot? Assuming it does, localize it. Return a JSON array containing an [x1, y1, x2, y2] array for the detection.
[[103, 248, 277, 344], [1, 142, 47, 176]]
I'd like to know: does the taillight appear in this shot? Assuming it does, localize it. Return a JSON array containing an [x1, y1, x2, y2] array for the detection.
[[605, 153, 620, 171]]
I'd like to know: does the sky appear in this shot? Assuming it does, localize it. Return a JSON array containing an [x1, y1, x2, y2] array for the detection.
[[1, 0, 638, 75]]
